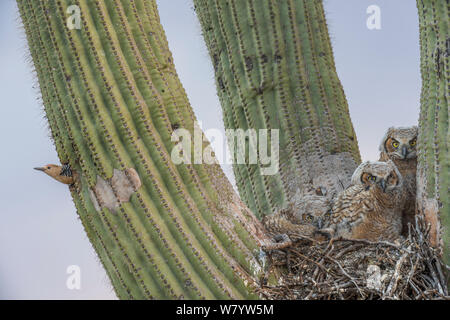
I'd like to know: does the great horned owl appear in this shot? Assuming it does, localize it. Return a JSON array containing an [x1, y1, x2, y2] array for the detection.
[[323, 160, 404, 241], [262, 200, 327, 239], [379, 126, 418, 235]]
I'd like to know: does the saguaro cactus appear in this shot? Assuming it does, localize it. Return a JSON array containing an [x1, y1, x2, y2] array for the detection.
[[20, 0, 448, 299], [416, 0, 449, 267], [193, 0, 361, 217], [18, 0, 270, 299]]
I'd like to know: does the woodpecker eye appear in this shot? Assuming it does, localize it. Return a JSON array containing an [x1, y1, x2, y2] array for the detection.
[[47, 166, 51, 169], [392, 141, 399, 149]]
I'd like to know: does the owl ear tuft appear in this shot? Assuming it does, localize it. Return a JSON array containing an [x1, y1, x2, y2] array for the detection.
[[379, 127, 394, 153]]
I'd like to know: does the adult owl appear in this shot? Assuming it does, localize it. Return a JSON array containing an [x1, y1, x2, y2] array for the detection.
[[379, 126, 418, 235], [323, 160, 404, 241]]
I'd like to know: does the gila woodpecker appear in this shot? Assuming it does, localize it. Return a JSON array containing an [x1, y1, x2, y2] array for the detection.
[[34, 164, 75, 185]]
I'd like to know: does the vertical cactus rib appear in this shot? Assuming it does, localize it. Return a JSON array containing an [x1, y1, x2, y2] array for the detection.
[[133, 1, 272, 268], [195, 0, 260, 214], [194, 0, 361, 217], [232, 0, 286, 211], [69, 0, 250, 299], [19, 0, 269, 299], [41, 0, 177, 299], [213, 0, 274, 216], [136, 0, 267, 287], [19, 0, 147, 300], [93, 0, 258, 298], [73, 187, 145, 300], [283, 0, 320, 188], [416, 0, 449, 269], [291, 0, 341, 192]]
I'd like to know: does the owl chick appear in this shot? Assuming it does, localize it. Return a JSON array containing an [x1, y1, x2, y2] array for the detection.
[[379, 126, 418, 235], [322, 160, 404, 242], [262, 202, 325, 240]]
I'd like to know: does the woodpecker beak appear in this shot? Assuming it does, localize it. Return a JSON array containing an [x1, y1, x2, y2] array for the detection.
[[34, 167, 46, 172], [401, 146, 408, 159], [379, 179, 387, 192]]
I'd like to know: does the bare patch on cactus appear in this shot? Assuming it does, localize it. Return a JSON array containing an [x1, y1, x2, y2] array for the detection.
[[89, 168, 141, 213]]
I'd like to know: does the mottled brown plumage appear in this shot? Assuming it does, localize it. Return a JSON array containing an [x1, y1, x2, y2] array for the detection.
[[379, 126, 418, 235], [263, 200, 327, 239], [324, 161, 404, 241]]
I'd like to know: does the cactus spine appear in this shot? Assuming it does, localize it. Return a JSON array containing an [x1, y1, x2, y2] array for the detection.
[[193, 0, 361, 218], [416, 0, 449, 268], [18, 0, 270, 299]]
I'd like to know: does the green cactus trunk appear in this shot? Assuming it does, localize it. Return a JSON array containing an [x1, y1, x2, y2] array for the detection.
[[193, 0, 361, 218], [416, 0, 449, 269], [18, 0, 270, 299]]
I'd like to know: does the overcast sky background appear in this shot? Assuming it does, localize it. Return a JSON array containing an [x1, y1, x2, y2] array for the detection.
[[0, 0, 420, 299]]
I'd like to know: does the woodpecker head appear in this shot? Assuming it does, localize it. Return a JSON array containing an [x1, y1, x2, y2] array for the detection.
[[34, 164, 62, 178], [34, 164, 74, 185]]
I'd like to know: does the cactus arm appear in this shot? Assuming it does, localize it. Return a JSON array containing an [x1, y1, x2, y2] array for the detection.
[[416, 0, 449, 268], [18, 0, 269, 299], [194, 0, 361, 218]]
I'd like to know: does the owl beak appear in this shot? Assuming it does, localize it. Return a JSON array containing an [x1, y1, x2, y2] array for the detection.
[[317, 217, 324, 229], [379, 179, 387, 192], [401, 146, 408, 159]]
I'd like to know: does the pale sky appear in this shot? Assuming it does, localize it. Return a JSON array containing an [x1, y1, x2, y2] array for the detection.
[[0, 0, 420, 299]]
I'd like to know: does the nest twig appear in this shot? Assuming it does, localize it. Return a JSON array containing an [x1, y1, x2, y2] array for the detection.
[[258, 215, 449, 300]]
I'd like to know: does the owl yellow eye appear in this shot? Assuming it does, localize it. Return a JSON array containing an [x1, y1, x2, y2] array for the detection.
[[410, 139, 417, 147], [392, 141, 399, 149], [369, 175, 376, 182]]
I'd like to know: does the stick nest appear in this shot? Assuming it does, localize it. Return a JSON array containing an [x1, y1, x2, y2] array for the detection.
[[258, 215, 449, 300]]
